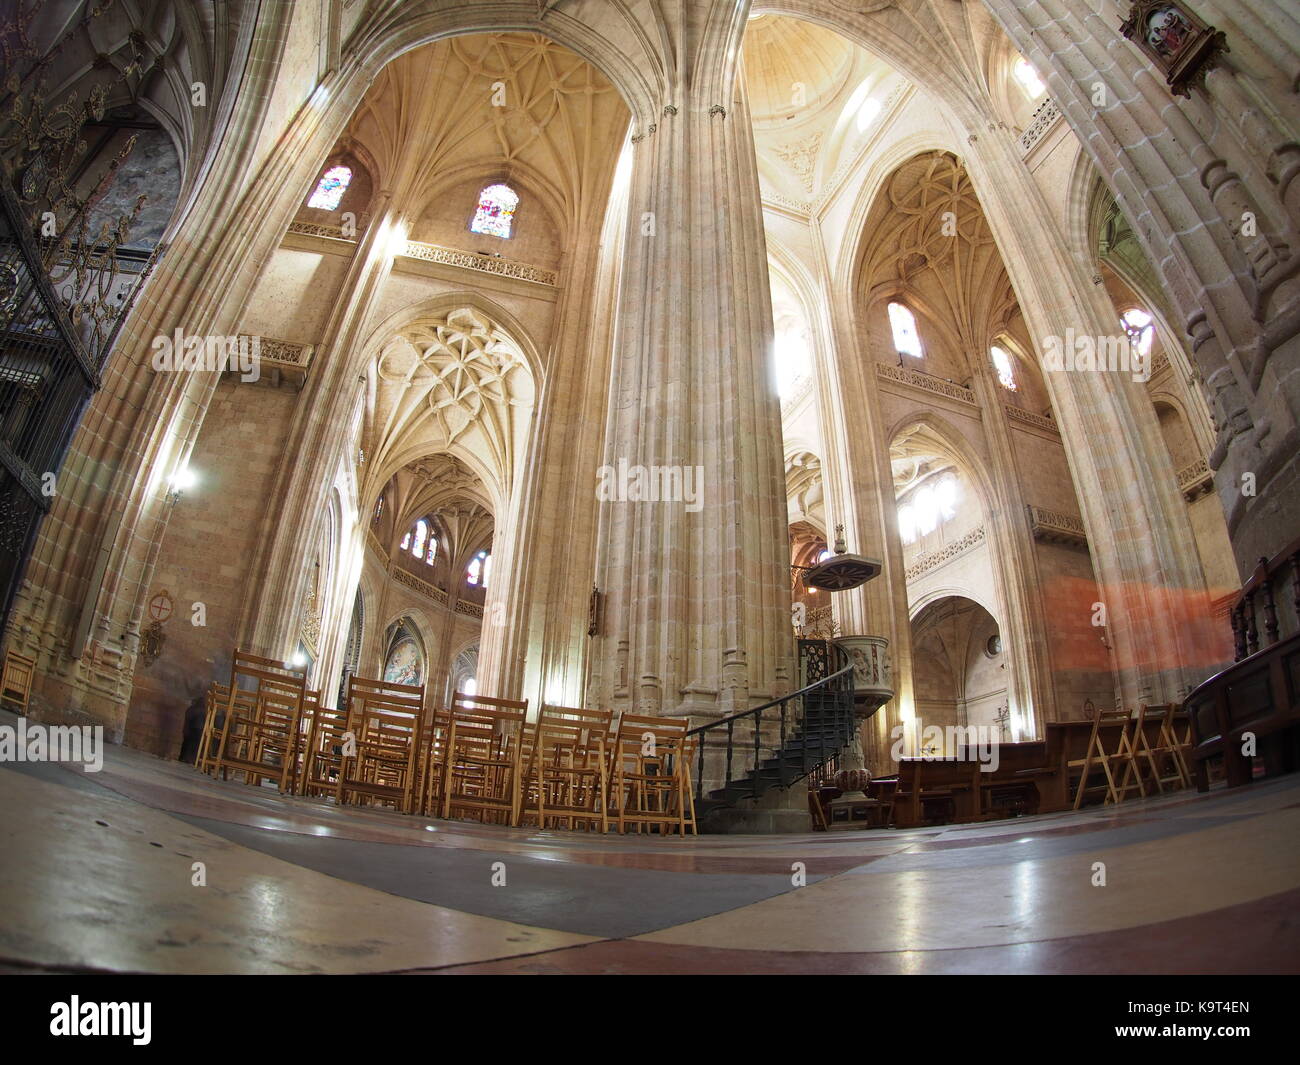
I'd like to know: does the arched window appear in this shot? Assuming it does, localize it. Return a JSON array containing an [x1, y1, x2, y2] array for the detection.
[[373, 496, 384, 525], [773, 320, 810, 398], [470, 183, 519, 239], [467, 550, 491, 588], [460, 676, 478, 698], [399, 528, 411, 551], [990, 345, 1017, 391], [887, 301, 924, 358], [411, 520, 428, 560], [1121, 307, 1154, 356], [1013, 58, 1045, 98], [423, 530, 437, 565], [307, 165, 352, 211], [898, 473, 960, 545]]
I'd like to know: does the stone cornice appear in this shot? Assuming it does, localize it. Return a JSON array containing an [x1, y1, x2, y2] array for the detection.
[[875, 361, 978, 406], [1026, 505, 1088, 548], [1177, 457, 1213, 501], [399, 239, 558, 287], [389, 561, 449, 606], [905, 525, 988, 582], [1005, 404, 1060, 435]]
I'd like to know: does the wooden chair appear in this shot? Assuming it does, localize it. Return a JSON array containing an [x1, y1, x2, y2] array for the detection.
[[299, 694, 352, 800], [1163, 706, 1195, 789], [524, 705, 614, 831], [0, 649, 36, 713], [441, 694, 529, 826], [209, 651, 308, 793], [1070, 703, 1140, 808], [195, 683, 230, 776], [253, 686, 317, 788], [416, 707, 454, 817], [335, 675, 425, 813], [608, 713, 697, 836], [1126, 703, 1188, 795]]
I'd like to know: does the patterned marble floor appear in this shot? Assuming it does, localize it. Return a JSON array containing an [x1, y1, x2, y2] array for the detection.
[[1, 730, 1298, 974]]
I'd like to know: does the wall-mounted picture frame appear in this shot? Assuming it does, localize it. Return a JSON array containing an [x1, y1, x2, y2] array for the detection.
[[1120, 2, 1227, 98]]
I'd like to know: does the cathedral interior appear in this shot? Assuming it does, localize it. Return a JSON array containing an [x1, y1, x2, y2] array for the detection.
[[1, 0, 1298, 985]]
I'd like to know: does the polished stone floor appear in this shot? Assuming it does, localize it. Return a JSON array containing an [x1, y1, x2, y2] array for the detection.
[[2, 726, 1298, 974]]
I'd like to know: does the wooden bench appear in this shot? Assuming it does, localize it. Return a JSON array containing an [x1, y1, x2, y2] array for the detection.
[[981, 740, 1053, 818], [890, 759, 980, 827], [1187, 631, 1300, 791]]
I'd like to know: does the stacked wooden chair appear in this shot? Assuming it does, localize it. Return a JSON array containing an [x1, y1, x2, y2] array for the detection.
[[1125, 702, 1192, 794], [334, 674, 426, 813], [207, 651, 309, 793], [1070, 701, 1194, 808], [608, 713, 697, 836], [523, 704, 614, 831], [1069, 703, 1136, 807], [440, 693, 529, 826]]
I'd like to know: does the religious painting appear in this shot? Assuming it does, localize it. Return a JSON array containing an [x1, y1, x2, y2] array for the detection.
[[1120, 2, 1226, 98], [383, 637, 422, 686], [1145, 6, 1191, 58]]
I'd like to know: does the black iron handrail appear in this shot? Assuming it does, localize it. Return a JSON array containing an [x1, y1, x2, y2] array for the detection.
[[687, 646, 857, 807]]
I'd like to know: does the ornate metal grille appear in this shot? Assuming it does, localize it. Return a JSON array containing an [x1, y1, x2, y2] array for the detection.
[[0, 1, 161, 625]]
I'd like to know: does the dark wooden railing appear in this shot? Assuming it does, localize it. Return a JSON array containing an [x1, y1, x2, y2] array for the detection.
[[1188, 540, 1300, 790], [1228, 536, 1300, 661]]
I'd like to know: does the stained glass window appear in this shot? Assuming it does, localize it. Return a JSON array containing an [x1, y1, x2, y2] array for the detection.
[[411, 520, 428, 561], [991, 345, 1017, 390], [1121, 307, 1154, 356], [467, 550, 491, 588], [470, 183, 519, 239], [308, 165, 352, 211], [888, 301, 924, 358], [399, 528, 411, 550]]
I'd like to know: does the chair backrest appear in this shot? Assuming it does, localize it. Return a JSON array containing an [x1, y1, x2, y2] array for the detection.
[[1, 649, 36, 709], [452, 691, 529, 716], [611, 713, 690, 769], [223, 651, 307, 723], [531, 705, 614, 769], [1086, 702, 1133, 748], [448, 704, 527, 751], [1136, 702, 1175, 731], [345, 675, 425, 747]]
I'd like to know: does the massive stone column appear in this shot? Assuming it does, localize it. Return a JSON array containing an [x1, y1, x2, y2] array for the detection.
[[980, 0, 1300, 578], [588, 7, 793, 721]]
